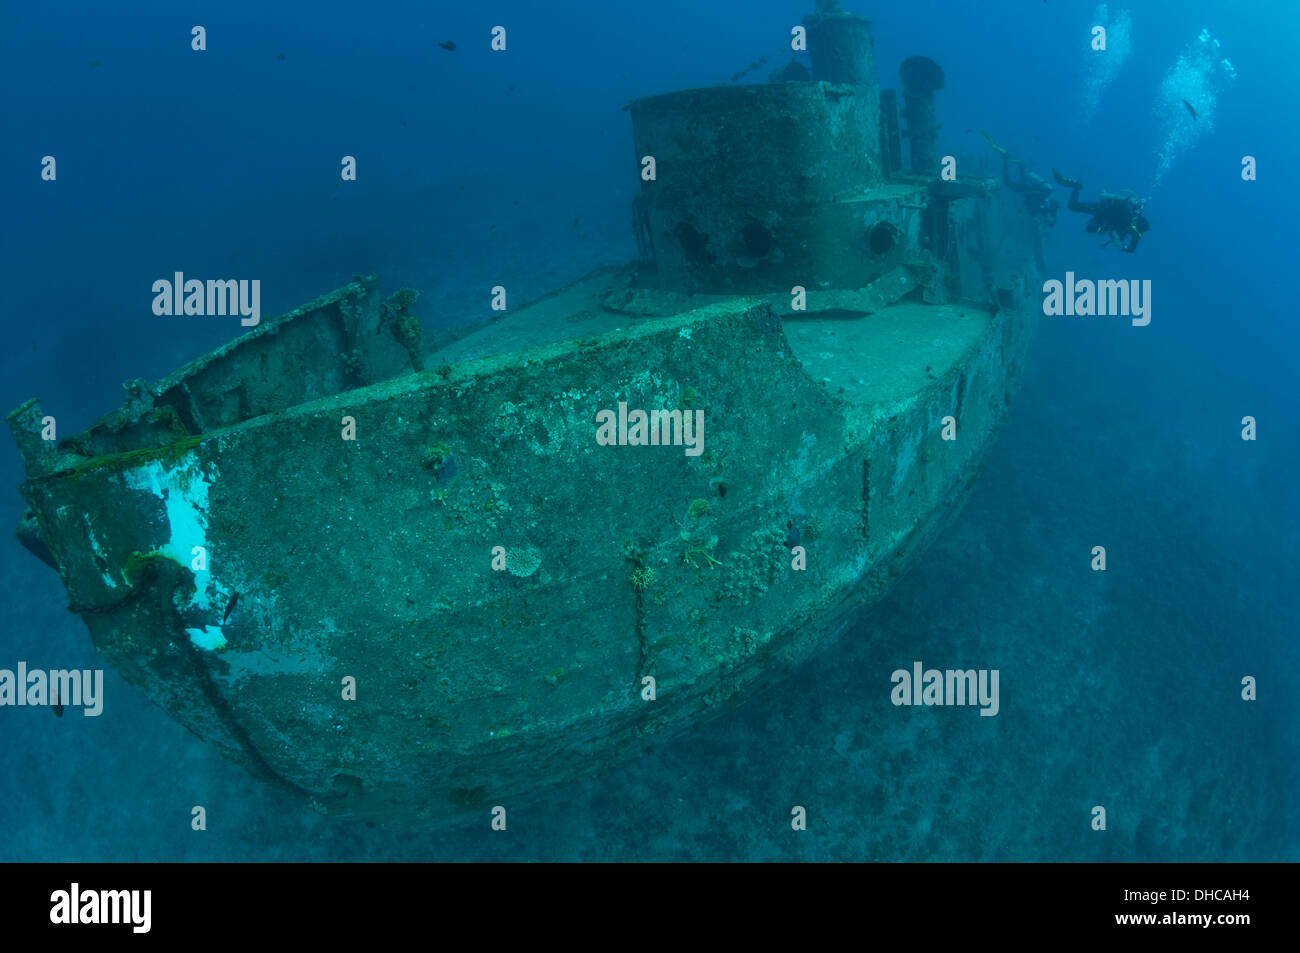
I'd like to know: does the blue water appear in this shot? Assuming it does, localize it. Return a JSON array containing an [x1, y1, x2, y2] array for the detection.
[[1, 0, 1296, 860]]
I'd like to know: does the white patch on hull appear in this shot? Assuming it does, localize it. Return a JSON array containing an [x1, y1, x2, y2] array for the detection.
[[124, 455, 231, 650]]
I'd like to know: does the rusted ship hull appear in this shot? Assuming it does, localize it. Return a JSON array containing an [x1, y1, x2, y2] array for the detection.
[[8, 8, 1047, 820], [9, 258, 1037, 818]]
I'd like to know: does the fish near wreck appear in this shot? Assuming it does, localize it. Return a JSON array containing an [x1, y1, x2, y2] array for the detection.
[[8, 5, 1047, 821]]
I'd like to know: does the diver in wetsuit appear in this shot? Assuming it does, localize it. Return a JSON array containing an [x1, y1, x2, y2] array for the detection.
[[980, 132, 1059, 226], [1052, 170, 1150, 252], [1002, 154, 1059, 225]]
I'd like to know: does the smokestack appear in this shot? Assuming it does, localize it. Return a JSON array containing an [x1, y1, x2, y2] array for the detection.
[[805, 9, 878, 87], [899, 56, 944, 174]]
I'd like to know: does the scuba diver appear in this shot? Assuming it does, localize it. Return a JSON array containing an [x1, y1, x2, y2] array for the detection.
[[1052, 170, 1150, 253], [981, 132, 1059, 226]]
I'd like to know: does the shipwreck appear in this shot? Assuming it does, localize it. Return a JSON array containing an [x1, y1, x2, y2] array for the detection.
[[9, 6, 1046, 820]]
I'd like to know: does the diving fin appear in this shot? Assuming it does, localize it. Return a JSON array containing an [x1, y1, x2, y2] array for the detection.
[[1052, 168, 1082, 188], [979, 130, 1009, 155]]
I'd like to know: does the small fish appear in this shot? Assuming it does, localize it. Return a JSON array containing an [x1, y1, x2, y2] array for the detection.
[[785, 520, 800, 548], [88, 60, 101, 68], [52, 689, 64, 718], [223, 592, 240, 624], [438, 40, 456, 51], [1181, 98, 1198, 120], [275, 52, 285, 62]]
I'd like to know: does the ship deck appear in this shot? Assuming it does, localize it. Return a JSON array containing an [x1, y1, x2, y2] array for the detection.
[[783, 303, 990, 411], [429, 266, 992, 415]]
